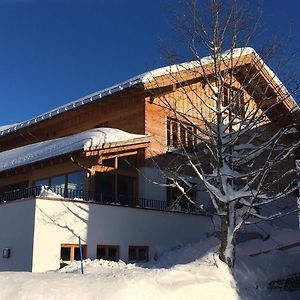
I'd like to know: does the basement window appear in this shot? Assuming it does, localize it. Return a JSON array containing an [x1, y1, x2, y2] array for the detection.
[[128, 246, 149, 263], [97, 245, 120, 262], [60, 244, 87, 262]]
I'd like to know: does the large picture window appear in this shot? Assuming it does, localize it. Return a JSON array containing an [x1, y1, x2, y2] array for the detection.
[[35, 171, 84, 198]]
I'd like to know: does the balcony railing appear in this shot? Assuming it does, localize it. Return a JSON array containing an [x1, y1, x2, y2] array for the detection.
[[0, 186, 168, 211], [0, 186, 212, 214]]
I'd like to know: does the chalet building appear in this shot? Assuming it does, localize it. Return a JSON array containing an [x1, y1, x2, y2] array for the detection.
[[0, 47, 299, 272]]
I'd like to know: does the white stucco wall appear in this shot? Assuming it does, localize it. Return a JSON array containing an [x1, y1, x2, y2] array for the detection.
[[32, 198, 214, 272], [0, 199, 36, 271]]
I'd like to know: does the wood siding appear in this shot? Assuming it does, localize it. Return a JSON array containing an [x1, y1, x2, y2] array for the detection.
[[0, 89, 146, 152]]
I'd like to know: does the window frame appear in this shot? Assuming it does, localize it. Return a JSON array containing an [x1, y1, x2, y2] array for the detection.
[[60, 243, 87, 262], [167, 117, 196, 152], [128, 245, 149, 263], [222, 85, 245, 117], [34, 170, 84, 198], [96, 244, 120, 262]]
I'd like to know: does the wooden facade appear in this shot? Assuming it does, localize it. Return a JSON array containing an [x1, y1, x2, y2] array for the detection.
[[0, 50, 298, 203]]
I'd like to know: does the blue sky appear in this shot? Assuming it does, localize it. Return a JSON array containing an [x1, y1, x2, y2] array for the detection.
[[0, 0, 299, 126]]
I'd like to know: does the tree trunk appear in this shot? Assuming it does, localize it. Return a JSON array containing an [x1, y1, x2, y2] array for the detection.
[[219, 210, 236, 270], [219, 215, 228, 263]]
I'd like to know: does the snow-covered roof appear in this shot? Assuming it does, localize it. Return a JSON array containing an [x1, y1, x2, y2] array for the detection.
[[0, 47, 295, 137], [0, 124, 19, 132], [0, 128, 149, 173]]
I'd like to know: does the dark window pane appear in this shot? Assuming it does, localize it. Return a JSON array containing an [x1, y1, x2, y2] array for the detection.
[[180, 125, 187, 148], [108, 247, 118, 261], [67, 171, 84, 198], [35, 179, 49, 188], [51, 175, 66, 196], [119, 156, 137, 171], [129, 247, 136, 262], [138, 248, 148, 262], [118, 175, 134, 205], [223, 86, 229, 106], [60, 247, 71, 261], [74, 247, 81, 261], [95, 173, 115, 202], [172, 122, 178, 147], [187, 127, 194, 151], [102, 158, 115, 168], [167, 118, 171, 146], [97, 247, 106, 260]]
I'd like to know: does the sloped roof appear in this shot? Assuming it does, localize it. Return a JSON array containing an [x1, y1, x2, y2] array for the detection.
[[0, 47, 296, 137], [0, 128, 149, 173]]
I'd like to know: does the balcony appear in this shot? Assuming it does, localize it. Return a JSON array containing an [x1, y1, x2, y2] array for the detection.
[[0, 186, 213, 215]]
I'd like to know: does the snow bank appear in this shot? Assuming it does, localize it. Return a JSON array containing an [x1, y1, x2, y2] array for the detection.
[[0, 237, 238, 300], [1, 230, 300, 299], [0, 128, 148, 173]]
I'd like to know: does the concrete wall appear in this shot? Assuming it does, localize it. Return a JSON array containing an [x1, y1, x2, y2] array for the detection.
[[0, 199, 36, 271], [33, 198, 214, 272]]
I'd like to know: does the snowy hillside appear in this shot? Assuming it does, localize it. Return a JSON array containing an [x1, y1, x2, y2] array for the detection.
[[1, 234, 300, 300]]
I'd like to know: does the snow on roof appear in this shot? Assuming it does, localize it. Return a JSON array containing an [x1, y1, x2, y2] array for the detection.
[[0, 47, 296, 137], [141, 47, 255, 82], [0, 123, 19, 132], [0, 128, 149, 173]]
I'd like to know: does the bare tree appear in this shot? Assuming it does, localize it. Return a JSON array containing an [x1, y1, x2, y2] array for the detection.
[[152, 0, 300, 269]]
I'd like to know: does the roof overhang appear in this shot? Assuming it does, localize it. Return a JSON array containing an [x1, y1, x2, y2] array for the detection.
[[0, 128, 150, 175], [0, 47, 298, 138]]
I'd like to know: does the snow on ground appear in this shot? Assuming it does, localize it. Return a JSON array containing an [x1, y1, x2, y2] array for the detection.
[[1, 233, 300, 300], [0, 237, 237, 300]]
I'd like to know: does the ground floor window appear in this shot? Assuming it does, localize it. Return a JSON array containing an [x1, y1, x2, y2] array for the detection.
[[128, 246, 149, 263], [97, 245, 119, 261], [60, 244, 87, 262]]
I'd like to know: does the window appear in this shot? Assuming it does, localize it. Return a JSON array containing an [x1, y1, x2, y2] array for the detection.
[[97, 245, 119, 261], [34, 171, 84, 198], [128, 246, 149, 263], [118, 155, 137, 171], [166, 179, 197, 210], [51, 175, 65, 196], [67, 172, 84, 198], [222, 85, 244, 116], [167, 117, 196, 151], [60, 244, 87, 262]]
